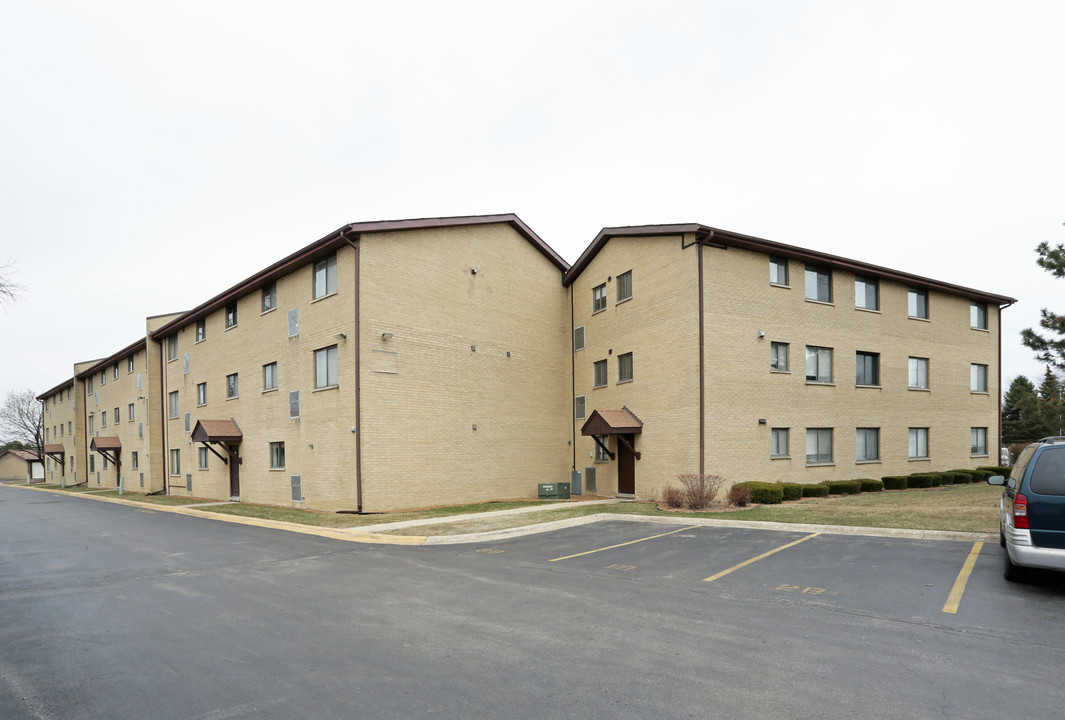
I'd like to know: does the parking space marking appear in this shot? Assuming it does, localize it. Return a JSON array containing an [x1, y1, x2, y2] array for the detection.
[[548, 525, 701, 562], [702, 532, 821, 582], [941, 541, 983, 614]]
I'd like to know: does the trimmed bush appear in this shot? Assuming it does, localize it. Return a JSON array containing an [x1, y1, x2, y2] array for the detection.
[[727, 484, 752, 507], [968, 468, 996, 482], [881, 476, 908, 490], [824, 479, 862, 495], [733, 481, 784, 504], [938, 471, 963, 485], [779, 483, 804, 501], [978, 465, 1012, 476], [948, 470, 975, 484], [857, 478, 883, 492], [802, 483, 830, 498], [907, 474, 934, 488]]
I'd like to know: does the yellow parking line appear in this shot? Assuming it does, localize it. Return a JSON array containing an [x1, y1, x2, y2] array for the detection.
[[702, 533, 821, 582], [942, 541, 983, 614], [549, 525, 701, 562]]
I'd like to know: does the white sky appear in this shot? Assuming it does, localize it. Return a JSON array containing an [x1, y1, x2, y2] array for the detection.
[[2, 0, 1063, 405]]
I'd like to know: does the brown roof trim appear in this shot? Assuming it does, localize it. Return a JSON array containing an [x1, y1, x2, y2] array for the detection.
[[3, 449, 41, 462], [191, 419, 243, 444], [150, 214, 567, 341], [562, 223, 1016, 304], [36, 378, 75, 401], [43, 444, 65, 454], [581, 407, 644, 436], [90, 436, 122, 451], [75, 338, 148, 380]]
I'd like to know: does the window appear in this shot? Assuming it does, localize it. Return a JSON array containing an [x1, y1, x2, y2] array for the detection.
[[113, 407, 120, 424], [805, 346, 833, 383], [127, 356, 135, 373], [314, 346, 338, 389], [856, 428, 880, 462], [971, 364, 988, 393], [270, 442, 286, 469], [856, 352, 880, 386], [769, 256, 789, 286], [771, 428, 789, 458], [593, 359, 607, 388], [197, 382, 207, 406], [908, 288, 929, 319], [100, 370, 106, 386], [170, 449, 181, 476], [113, 363, 119, 379], [225, 302, 238, 329], [128, 403, 135, 421], [971, 302, 988, 330], [908, 357, 929, 389], [594, 436, 610, 462], [226, 373, 239, 399], [100, 412, 106, 428], [806, 428, 833, 464], [971, 427, 988, 456], [617, 352, 633, 383], [131, 451, 138, 469], [616, 270, 632, 302], [854, 276, 879, 311], [198, 447, 209, 470], [573, 326, 585, 352], [89, 455, 95, 473], [89, 414, 95, 433], [262, 282, 277, 313], [804, 265, 832, 303], [770, 342, 789, 372], [87, 377, 93, 393], [592, 284, 607, 313], [574, 395, 586, 420], [313, 254, 337, 299], [263, 362, 278, 391], [167, 336, 178, 362], [909, 428, 929, 459], [168, 391, 179, 419]]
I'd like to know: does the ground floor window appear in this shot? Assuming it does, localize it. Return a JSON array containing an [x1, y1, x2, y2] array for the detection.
[[909, 428, 929, 459], [771, 428, 789, 458], [856, 427, 880, 462], [971, 427, 988, 456], [270, 441, 286, 469], [170, 449, 181, 476], [198, 447, 209, 470], [806, 428, 833, 465], [594, 436, 610, 463]]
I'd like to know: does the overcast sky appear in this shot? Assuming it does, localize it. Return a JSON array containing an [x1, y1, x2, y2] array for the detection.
[[2, 1, 1063, 406]]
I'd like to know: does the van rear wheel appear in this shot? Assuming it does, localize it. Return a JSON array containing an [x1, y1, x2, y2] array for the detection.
[[1003, 550, 1025, 582]]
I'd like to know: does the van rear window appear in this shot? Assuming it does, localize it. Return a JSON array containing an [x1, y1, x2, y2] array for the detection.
[[1029, 448, 1065, 496]]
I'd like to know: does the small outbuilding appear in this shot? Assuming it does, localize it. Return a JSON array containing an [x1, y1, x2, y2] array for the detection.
[[0, 449, 45, 483]]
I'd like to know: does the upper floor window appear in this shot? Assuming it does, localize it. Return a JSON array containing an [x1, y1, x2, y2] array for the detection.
[[971, 363, 988, 393], [971, 301, 988, 330], [167, 336, 178, 362], [313, 254, 337, 299], [574, 395, 586, 420], [314, 346, 338, 389], [804, 265, 832, 303], [197, 382, 207, 406], [854, 276, 879, 311], [88, 377, 93, 393], [856, 351, 880, 386], [127, 356, 135, 373], [616, 271, 632, 302], [100, 370, 106, 385], [168, 391, 179, 419], [770, 342, 789, 372], [593, 359, 607, 388], [592, 284, 607, 313], [908, 357, 930, 390], [908, 288, 929, 319], [263, 362, 278, 391], [262, 282, 277, 313], [226, 373, 239, 399], [128, 403, 135, 421], [617, 352, 633, 383], [113, 363, 119, 379], [196, 319, 206, 342], [225, 302, 238, 329], [769, 257, 789, 286], [805, 346, 833, 383]]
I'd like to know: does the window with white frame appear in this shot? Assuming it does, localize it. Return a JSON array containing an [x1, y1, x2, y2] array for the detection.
[[100, 370, 105, 386], [806, 428, 833, 464], [805, 346, 833, 383], [971, 427, 988, 456], [100, 411, 106, 428], [908, 428, 929, 459], [593, 359, 607, 388], [127, 356, 135, 373], [592, 284, 607, 313], [167, 336, 178, 362], [196, 319, 206, 342], [198, 447, 209, 470], [263, 362, 278, 391], [908, 357, 929, 389], [971, 301, 988, 330], [226, 373, 239, 399], [113, 407, 119, 424], [769, 256, 789, 286], [854, 276, 879, 311], [113, 363, 119, 379], [89, 414, 94, 433], [225, 302, 238, 329], [574, 395, 586, 420], [856, 351, 880, 386], [131, 451, 138, 469], [856, 427, 880, 461], [313, 254, 337, 299], [169, 449, 181, 476], [128, 403, 135, 421], [971, 364, 988, 392], [771, 428, 789, 458], [594, 436, 610, 462], [197, 382, 207, 406], [616, 270, 632, 302], [88, 376, 93, 393], [908, 288, 929, 319], [168, 391, 179, 419], [270, 441, 286, 469], [617, 352, 633, 383], [771, 342, 789, 372], [262, 282, 277, 313], [314, 346, 338, 388], [804, 265, 832, 303]]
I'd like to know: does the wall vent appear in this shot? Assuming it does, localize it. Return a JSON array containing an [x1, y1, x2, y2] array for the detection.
[[291, 475, 303, 502], [584, 467, 597, 493], [288, 308, 299, 337]]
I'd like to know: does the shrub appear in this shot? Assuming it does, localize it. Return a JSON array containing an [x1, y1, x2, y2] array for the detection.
[[857, 478, 883, 492], [824, 479, 862, 495], [677, 473, 725, 510], [727, 484, 751, 507], [907, 474, 933, 488], [733, 481, 783, 504], [968, 468, 996, 482], [802, 483, 830, 497], [661, 485, 684, 509], [881, 476, 908, 490], [949, 470, 975, 484], [779, 483, 804, 501], [978, 465, 1013, 476]]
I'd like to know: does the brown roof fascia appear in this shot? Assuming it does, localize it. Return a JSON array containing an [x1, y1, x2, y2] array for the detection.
[[150, 214, 567, 341], [36, 378, 75, 401], [75, 338, 148, 380], [563, 223, 1016, 305]]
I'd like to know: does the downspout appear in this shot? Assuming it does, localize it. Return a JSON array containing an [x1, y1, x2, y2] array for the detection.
[[698, 239, 706, 476], [570, 283, 576, 471], [998, 299, 1015, 457], [160, 335, 169, 494], [344, 234, 363, 513]]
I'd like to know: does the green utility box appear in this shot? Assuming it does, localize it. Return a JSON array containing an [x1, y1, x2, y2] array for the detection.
[[538, 482, 571, 499]]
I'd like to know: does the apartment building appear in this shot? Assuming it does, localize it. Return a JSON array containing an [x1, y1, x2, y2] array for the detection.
[[38, 378, 75, 484], [37, 214, 1013, 511], [566, 224, 1012, 498]]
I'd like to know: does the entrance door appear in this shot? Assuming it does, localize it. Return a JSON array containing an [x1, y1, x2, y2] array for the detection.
[[617, 434, 635, 495], [228, 445, 240, 498]]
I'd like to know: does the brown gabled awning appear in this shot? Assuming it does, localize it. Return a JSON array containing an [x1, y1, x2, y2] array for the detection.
[[581, 407, 643, 436], [90, 437, 121, 451], [191, 419, 243, 444], [43, 444, 65, 455]]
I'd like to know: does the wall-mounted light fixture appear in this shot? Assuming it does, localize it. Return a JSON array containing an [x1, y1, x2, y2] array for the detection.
[[336, 333, 347, 340], [757, 330, 766, 338], [381, 332, 393, 340]]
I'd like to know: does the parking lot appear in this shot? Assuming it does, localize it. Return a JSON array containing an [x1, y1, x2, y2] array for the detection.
[[3, 484, 1064, 719]]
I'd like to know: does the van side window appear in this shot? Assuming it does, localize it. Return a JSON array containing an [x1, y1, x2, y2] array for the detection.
[[1029, 448, 1065, 496]]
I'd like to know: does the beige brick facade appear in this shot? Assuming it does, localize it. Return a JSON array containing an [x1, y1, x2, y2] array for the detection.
[[39, 379, 75, 484]]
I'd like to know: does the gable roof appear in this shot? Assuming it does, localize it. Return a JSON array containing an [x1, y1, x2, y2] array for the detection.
[[581, 407, 644, 436], [1, 449, 40, 462]]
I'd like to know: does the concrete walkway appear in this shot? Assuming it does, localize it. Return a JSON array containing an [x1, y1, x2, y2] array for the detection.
[[353, 498, 620, 533]]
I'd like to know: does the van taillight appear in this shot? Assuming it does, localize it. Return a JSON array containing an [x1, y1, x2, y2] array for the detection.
[[1013, 494, 1029, 529]]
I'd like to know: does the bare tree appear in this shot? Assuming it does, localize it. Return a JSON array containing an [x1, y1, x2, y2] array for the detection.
[[0, 389, 43, 460], [0, 261, 25, 307]]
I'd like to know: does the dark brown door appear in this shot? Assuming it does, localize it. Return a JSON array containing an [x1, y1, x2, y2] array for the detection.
[[617, 435, 635, 494], [229, 445, 240, 498]]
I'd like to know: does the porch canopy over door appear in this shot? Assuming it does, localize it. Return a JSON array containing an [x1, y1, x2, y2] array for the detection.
[[580, 407, 643, 461], [191, 419, 243, 465]]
